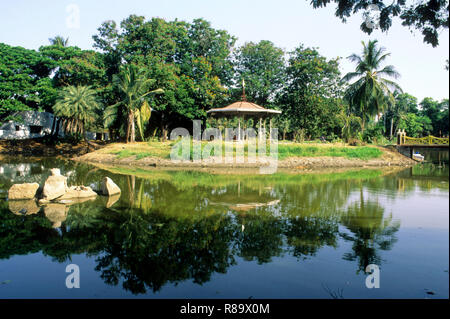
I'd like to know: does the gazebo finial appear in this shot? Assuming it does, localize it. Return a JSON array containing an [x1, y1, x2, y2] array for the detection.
[[241, 78, 247, 101]]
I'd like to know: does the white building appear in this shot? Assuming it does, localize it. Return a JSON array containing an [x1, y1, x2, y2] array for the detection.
[[0, 111, 56, 139], [0, 111, 108, 140]]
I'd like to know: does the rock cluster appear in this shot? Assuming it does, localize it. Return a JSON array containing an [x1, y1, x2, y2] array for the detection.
[[7, 169, 122, 227]]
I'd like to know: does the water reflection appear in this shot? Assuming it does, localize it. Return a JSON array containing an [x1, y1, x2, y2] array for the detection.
[[0, 158, 448, 295], [340, 191, 400, 273]]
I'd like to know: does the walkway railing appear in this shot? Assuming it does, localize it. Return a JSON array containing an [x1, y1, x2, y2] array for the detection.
[[397, 130, 449, 145]]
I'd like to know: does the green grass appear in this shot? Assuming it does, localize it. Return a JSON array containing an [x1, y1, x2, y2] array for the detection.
[[106, 140, 383, 161], [277, 144, 383, 160]]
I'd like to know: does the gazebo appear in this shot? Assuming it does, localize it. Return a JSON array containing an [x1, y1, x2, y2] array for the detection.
[[206, 100, 281, 141]]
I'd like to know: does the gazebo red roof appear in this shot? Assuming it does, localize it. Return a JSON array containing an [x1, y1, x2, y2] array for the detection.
[[207, 101, 281, 116]]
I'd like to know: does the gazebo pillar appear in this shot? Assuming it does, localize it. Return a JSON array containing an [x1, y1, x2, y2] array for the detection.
[[263, 118, 266, 140], [242, 115, 245, 140], [259, 117, 263, 142], [269, 118, 273, 141], [238, 117, 241, 141]]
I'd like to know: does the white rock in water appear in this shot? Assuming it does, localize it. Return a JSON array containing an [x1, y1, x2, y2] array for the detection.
[[58, 186, 97, 200], [50, 168, 61, 176], [101, 177, 121, 196], [42, 172, 68, 201], [8, 183, 40, 200]]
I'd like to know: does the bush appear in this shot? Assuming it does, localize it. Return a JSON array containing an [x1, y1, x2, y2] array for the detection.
[[362, 123, 385, 143], [60, 133, 84, 145]]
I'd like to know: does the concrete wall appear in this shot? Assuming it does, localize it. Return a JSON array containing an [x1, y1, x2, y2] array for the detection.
[[0, 111, 55, 140]]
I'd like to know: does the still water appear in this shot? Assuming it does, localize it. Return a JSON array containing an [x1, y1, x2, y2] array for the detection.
[[0, 157, 448, 299]]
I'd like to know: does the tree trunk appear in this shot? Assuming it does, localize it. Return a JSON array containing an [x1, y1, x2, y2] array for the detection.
[[126, 110, 133, 143], [130, 113, 136, 143], [390, 117, 394, 140], [160, 113, 168, 142]]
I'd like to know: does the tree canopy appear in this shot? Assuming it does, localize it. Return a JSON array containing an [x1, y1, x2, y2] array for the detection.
[[0, 14, 447, 142], [310, 0, 449, 47]]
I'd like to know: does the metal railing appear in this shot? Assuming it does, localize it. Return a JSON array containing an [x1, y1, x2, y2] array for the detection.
[[397, 130, 449, 145]]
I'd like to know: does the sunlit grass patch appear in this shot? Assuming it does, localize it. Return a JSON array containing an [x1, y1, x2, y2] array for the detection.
[[276, 143, 382, 160], [105, 141, 383, 161]]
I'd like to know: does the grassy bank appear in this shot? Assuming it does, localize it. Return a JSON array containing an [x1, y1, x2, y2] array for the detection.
[[103, 140, 383, 161]]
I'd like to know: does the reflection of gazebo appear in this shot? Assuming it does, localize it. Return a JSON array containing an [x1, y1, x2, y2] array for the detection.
[[208, 181, 280, 212], [207, 100, 281, 140]]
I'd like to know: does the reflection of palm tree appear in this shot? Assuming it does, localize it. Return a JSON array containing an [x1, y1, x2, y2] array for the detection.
[[340, 191, 400, 272]]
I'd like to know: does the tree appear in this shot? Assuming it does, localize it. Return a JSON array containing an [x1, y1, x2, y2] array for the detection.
[[48, 35, 69, 47], [419, 97, 449, 136], [338, 107, 362, 142], [385, 92, 418, 138], [53, 85, 101, 139], [104, 64, 163, 143], [310, 0, 449, 47], [278, 45, 344, 139], [0, 43, 54, 120], [232, 40, 286, 106], [92, 15, 233, 141], [397, 112, 432, 137], [342, 40, 402, 133], [39, 45, 106, 89]]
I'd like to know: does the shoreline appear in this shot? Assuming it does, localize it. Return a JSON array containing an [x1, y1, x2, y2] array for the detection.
[[77, 160, 414, 178], [0, 139, 417, 169], [72, 146, 416, 170]]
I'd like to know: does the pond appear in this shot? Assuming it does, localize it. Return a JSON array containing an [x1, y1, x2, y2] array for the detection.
[[0, 156, 448, 298]]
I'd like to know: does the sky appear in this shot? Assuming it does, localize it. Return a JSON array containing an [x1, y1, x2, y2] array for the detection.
[[1, 0, 448, 103]]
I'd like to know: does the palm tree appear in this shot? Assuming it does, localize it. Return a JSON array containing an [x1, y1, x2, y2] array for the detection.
[[342, 40, 402, 134], [104, 64, 163, 143], [338, 108, 362, 142], [49, 35, 69, 47], [53, 85, 100, 140]]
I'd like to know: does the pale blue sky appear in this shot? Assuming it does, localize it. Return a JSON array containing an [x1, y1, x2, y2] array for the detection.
[[1, 0, 448, 102]]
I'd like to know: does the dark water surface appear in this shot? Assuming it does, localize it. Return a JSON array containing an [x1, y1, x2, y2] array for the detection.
[[0, 156, 448, 298]]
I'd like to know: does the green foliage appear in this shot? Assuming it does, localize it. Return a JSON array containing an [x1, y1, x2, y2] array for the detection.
[[53, 85, 101, 137], [232, 40, 285, 106], [419, 97, 449, 136], [0, 43, 54, 118], [48, 35, 69, 47], [362, 122, 385, 144], [104, 64, 163, 143], [93, 16, 234, 140], [277, 45, 343, 139], [0, 14, 446, 143], [343, 40, 401, 133], [398, 113, 433, 137]]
